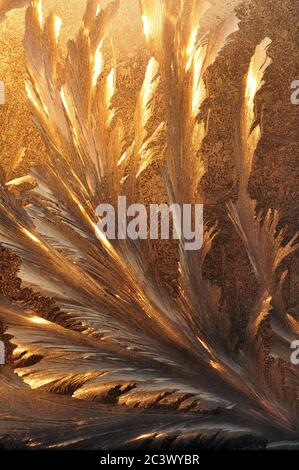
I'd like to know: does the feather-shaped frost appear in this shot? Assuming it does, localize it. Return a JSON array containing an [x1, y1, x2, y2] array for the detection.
[[0, 0, 298, 449]]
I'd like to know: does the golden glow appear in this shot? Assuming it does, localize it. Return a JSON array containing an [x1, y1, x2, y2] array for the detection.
[[72, 126, 79, 148], [54, 16, 62, 41], [71, 170, 89, 196], [37, 0, 43, 26], [6, 175, 35, 187], [22, 228, 40, 244], [142, 58, 157, 103], [29, 315, 51, 326], [133, 432, 156, 441], [106, 68, 115, 99], [142, 15, 151, 40], [1, 1, 293, 436], [117, 151, 127, 167], [94, 222, 115, 252], [140, 1, 165, 46], [197, 336, 212, 355], [105, 69, 115, 124], [26, 82, 49, 116], [22, 376, 55, 389], [192, 46, 206, 116], [245, 37, 272, 130], [245, 70, 257, 111], [64, 186, 114, 253], [42, 102, 49, 116], [209, 360, 223, 371], [239, 37, 272, 189], [21, 227, 49, 252], [92, 42, 103, 88], [141, 57, 159, 127], [186, 27, 198, 71], [25, 82, 40, 111], [60, 87, 70, 117], [12, 346, 25, 357]]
